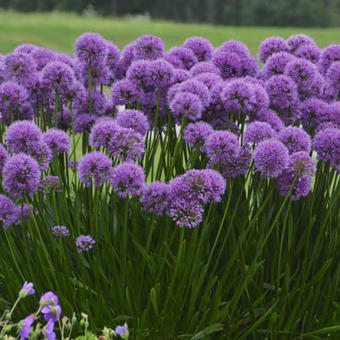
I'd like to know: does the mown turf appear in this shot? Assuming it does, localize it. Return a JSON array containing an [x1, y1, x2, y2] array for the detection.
[[1, 10, 340, 55]]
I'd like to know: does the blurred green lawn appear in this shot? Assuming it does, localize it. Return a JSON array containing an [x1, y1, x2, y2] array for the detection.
[[1, 11, 340, 55]]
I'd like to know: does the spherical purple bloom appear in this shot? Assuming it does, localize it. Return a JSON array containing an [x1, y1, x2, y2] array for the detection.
[[3, 154, 40, 199], [278, 127, 311, 154], [295, 43, 321, 64], [172, 68, 190, 83], [193, 72, 222, 90], [205, 130, 240, 162], [75, 59, 110, 87], [179, 79, 210, 107], [140, 181, 169, 216], [76, 234, 96, 253], [319, 82, 338, 103], [301, 98, 329, 129], [5, 120, 42, 155], [109, 163, 145, 198], [19, 314, 34, 339], [43, 129, 71, 155], [284, 58, 316, 91], [253, 139, 289, 178], [51, 107, 72, 131], [89, 120, 120, 149], [167, 83, 181, 103], [126, 59, 150, 89], [258, 37, 289, 64], [184, 121, 214, 151], [287, 34, 315, 53], [146, 59, 174, 88], [39, 176, 61, 194], [106, 41, 120, 79], [111, 79, 140, 106], [263, 52, 296, 79], [0, 144, 9, 172], [0, 194, 17, 229], [183, 37, 214, 62], [255, 109, 285, 133], [56, 53, 74, 68], [134, 35, 164, 60], [313, 127, 340, 163], [51, 225, 70, 237], [218, 40, 250, 58], [244, 121, 277, 146], [319, 44, 340, 75], [212, 51, 242, 80], [190, 62, 220, 77], [114, 42, 136, 80], [116, 109, 149, 136], [14, 43, 37, 55], [250, 83, 270, 116], [328, 101, 340, 125], [32, 48, 56, 71], [326, 60, 340, 91], [32, 143, 53, 172], [165, 46, 198, 70], [75, 32, 107, 64], [241, 55, 260, 77], [78, 152, 111, 187], [169, 92, 203, 122], [20, 282, 35, 297]]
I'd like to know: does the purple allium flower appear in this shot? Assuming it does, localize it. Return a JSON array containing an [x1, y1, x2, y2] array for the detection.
[[0, 81, 33, 125], [115, 323, 129, 338], [114, 42, 136, 80], [221, 79, 254, 114], [244, 121, 277, 146], [179, 79, 210, 107], [169, 92, 203, 122], [212, 51, 242, 80], [56, 53, 74, 68], [218, 40, 250, 58], [184, 121, 214, 151], [241, 55, 260, 77], [165, 46, 198, 70], [193, 72, 222, 90], [74, 89, 109, 116], [255, 109, 285, 133], [183, 37, 214, 62], [253, 139, 289, 178], [0, 194, 17, 229], [190, 62, 220, 77], [89, 120, 120, 149], [326, 60, 340, 92], [116, 109, 149, 136], [146, 58, 174, 88], [3, 154, 40, 199], [172, 68, 190, 83], [319, 44, 340, 75], [43, 129, 71, 155], [20, 282, 35, 298], [284, 58, 316, 91], [39, 176, 61, 194], [329, 101, 340, 125], [14, 203, 38, 225], [78, 152, 111, 187], [295, 43, 321, 64], [76, 234, 96, 253], [258, 37, 289, 64], [74, 114, 96, 134], [0, 144, 9, 173], [313, 127, 340, 163], [111, 78, 140, 106], [167, 83, 181, 103], [68, 160, 79, 171], [205, 130, 240, 162], [287, 34, 315, 53], [75, 32, 107, 64], [167, 198, 203, 228], [14, 43, 37, 55], [51, 107, 72, 131], [278, 127, 311, 154], [105, 41, 120, 83], [250, 83, 270, 116], [126, 59, 150, 88], [5, 120, 42, 155], [32, 48, 56, 71], [51, 225, 70, 237], [75, 59, 111, 87], [19, 314, 34, 340], [109, 163, 145, 198], [140, 181, 169, 216], [319, 82, 338, 103], [134, 35, 164, 60], [300, 98, 329, 129], [263, 52, 296, 79], [31, 143, 53, 172]]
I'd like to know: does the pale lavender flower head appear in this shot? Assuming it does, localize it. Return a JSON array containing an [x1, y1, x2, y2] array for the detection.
[[19, 314, 34, 340], [0, 144, 9, 172], [258, 37, 289, 64], [169, 92, 203, 122], [32, 48, 56, 71], [3, 154, 41, 199], [75, 32, 107, 64], [14, 43, 37, 55], [301, 98, 329, 129], [190, 62, 220, 77], [184, 121, 214, 151], [111, 79, 140, 106], [51, 225, 70, 237], [109, 163, 145, 198], [253, 139, 289, 178], [5, 120, 42, 155], [212, 51, 242, 80], [313, 127, 340, 163], [255, 109, 285, 133], [244, 121, 277, 146], [134, 35, 164, 60], [116, 109, 149, 136], [146, 59, 174, 88], [179, 79, 210, 107], [287, 34, 315, 53], [43, 129, 71, 155], [183, 37, 214, 62], [278, 127, 312, 154], [165, 46, 198, 70], [76, 234, 96, 253], [39, 176, 61, 194], [140, 181, 169, 216], [193, 72, 222, 90], [78, 152, 112, 187], [0, 194, 17, 229], [263, 52, 296, 79], [326, 61, 340, 91], [295, 43, 321, 64], [20, 282, 35, 297], [218, 40, 250, 58], [284, 58, 316, 91], [319, 44, 340, 75]]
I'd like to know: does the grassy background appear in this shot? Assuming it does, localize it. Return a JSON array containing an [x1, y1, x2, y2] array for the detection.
[[1, 10, 340, 55]]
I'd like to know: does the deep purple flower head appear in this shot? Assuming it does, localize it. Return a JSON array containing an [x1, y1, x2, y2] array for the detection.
[[165, 46, 198, 70], [278, 127, 311, 154], [212, 51, 242, 80], [326, 61, 340, 91], [244, 121, 277, 146], [126, 59, 150, 89], [116, 109, 149, 136], [190, 62, 220, 77], [5, 120, 42, 155], [75, 89, 108, 116], [134, 35, 164, 60], [109, 163, 145, 198], [255, 109, 285, 133], [111, 79, 140, 106], [169, 92, 203, 122], [205, 130, 240, 162], [19, 314, 34, 340], [258, 37, 289, 64], [250, 83, 270, 116], [0, 144, 9, 173], [218, 40, 250, 58], [319, 44, 340, 75], [89, 120, 120, 149], [43, 129, 71, 155], [263, 52, 296, 79], [179, 79, 210, 107], [3, 154, 40, 199], [313, 127, 340, 163], [39, 176, 61, 194], [140, 181, 169, 216], [193, 72, 222, 90], [75, 32, 107, 64], [284, 58, 316, 91], [114, 42, 136, 80], [75, 58, 111, 87], [78, 152, 111, 187], [32, 48, 56, 71], [184, 121, 214, 151], [221, 79, 254, 114], [241, 55, 260, 77], [51, 225, 70, 237], [295, 43, 321, 64], [106, 41, 120, 72], [56, 53, 74, 68], [146, 58, 174, 88], [328, 101, 340, 125], [172, 68, 190, 84], [253, 139, 289, 178], [167, 83, 181, 103], [20, 282, 35, 298], [183, 37, 214, 62], [301, 98, 329, 129], [287, 34, 315, 53], [14, 43, 37, 55], [32, 143, 53, 172], [76, 234, 95, 253], [0, 194, 17, 229], [319, 82, 338, 103]]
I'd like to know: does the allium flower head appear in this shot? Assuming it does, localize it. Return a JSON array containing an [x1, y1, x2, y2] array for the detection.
[[328, 101, 340, 125], [165, 46, 198, 70], [193, 72, 222, 90], [43, 129, 71, 155], [31, 143, 53, 172], [32, 48, 56, 71], [253, 139, 289, 178], [111, 79, 140, 106], [76, 234, 96, 253], [179, 79, 210, 107], [0, 194, 17, 229], [134, 35, 164, 60], [313, 127, 340, 163], [19, 314, 34, 340], [258, 37, 289, 64], [75, 32, 107, 64], [278, 127, 312, 154], [39, 176, 61, 194], [140, 181, 169, 216], [169, 92, 203, 122], [190, 62, 220, 77], [20, 282, 35, 298], [326, 60, 340, 91], [106, 41, 120, 71], [126, 59, 150, 88], [114, 42, 136, 80], [78, 152, 112, 187], [284, 58, 316, 91], [256, 109, 285, 133], [0, 144, 9, 172], [244, 121, 277, 146], [109, 163, 145, 198], [172, 68, 190, 83], [51, 225, 70, 237], [184, 121, 214, 151], [300, 98, 329, 129], [75, 58, 111, 87], [295, 43, 321, 64], [3, 154, 41, 199], [263, 52, 296, 79], [250, 83, 270, 115], [319, 44, 340, 75], [14, 43, 37, 55], [212, 51, 242, 80], [116, 109, 149, 136], [287, 34, 315, 53], [183, 37, 214, 62], [146, 58, 174, 88], [218, 40, 250, 58], [56, 53, 74, 68]]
